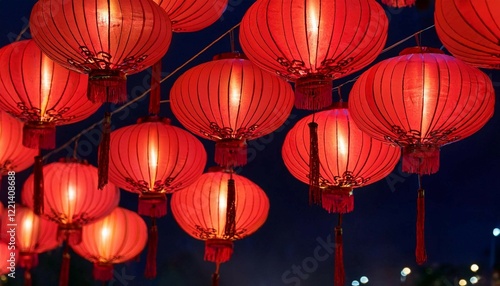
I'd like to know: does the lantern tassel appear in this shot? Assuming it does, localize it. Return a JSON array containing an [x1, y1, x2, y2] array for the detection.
[[402, 145, 440, 175], [88, 71, 127, 103], [211, 263, 220, 286], [295, 75, 332, 110], [204, 239, 234, 263], [215, 139, 247, 168], [322, 186, 354, 214], [334, 216, 345, 286], [145, 219, 158, 279], [98, 112, 111, 190], [24, 269, 32, 286], [149, 61, 162, 115], [93, 263, 114, 281], [381, 0, 416, 8], [138, 194, 167, 218], [33, 155, 44, 215], [224, 177, 236, 238], [59, 243, 70, 286], [308, 121, 321, 205], [416, 188, 427, 265], [23, 122, 56, 149]]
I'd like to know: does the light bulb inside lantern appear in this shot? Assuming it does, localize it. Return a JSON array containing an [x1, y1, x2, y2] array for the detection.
[[20, 213, 36, 249], [306, 0, 320, 70], [229, 70, 243, 127], [217, 182, 229, 235], [40, 55, 53, 118], [148, 141, 159, 190], [63, 185, 77, 223]]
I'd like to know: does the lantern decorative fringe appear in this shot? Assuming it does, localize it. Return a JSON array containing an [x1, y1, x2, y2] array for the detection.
[[59, 245, 71, 286], [57, 226, 83, 246], [416, 188, 427, 264], [308, 121, 321, 205], [402, 145, 440, 175], [239, 0, 389, 110], [88, 71, 127, 103], [334, 225, 344, 286], [223, 178, 236, 237], [215, 139, 247, 168], [23, 122, 56, 150], [381, 0, 416, 8], [322, 186, 354, 214], [98, 112, 111, 190], [204, 239, 234, 264], [138, 193, 168, 218], [295, 75, 333, 110], [93, 263, 114, 281]]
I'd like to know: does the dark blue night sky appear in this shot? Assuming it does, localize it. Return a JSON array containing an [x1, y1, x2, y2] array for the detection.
[[1, 1, 500, 285]]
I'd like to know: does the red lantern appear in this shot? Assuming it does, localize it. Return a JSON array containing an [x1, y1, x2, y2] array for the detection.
[[0, 40, 99, 149], [22, 159, 120, 244], [0, 241, 16, 275], [0, 111, 37, 174], [29, 0, 173, 103], [1, 205, 59, 285], [171, 168, 269, 285], [108, 117, 206, 217], [435, 0, 500, 69], [282, 105, 400, 286], [170, 53, 294, 168], [381, 0, 415, 8], [71, 207, 147, 281], [348, 47, 495, 265], [153, 0, 228, 32], [239, 0, 388, 110]]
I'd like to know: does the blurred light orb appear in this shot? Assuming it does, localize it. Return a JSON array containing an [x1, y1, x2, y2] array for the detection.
[[493, 228, 500, 237], [352, 281, 360, 286], [470, 264, 479, 272], [470, 276, 479, 284], [360, 276, 369, 283], [402, 267, 411, 276], [459, 279, 467, 286]]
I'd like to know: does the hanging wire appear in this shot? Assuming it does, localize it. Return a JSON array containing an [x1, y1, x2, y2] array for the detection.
[[15, 25, 29, 42], [43, 23, 434, 161], [72, 135, 81, 159], [337, 88, 343, 103], [42, 23, 241, 161]]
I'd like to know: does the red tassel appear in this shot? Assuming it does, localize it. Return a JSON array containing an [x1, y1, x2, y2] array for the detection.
[[204, 239, 234, 263], [149, 61, 162, 115], [57, 226, 82, 246], [295, 75, 332, 110], [224, 178, 236, 238], [402, 145, 440, 175], [88, 70, 127, 103], [23, 122, 56, 149], [145, 220, 158, 279], [138, 193, 167, 218], [98, 112, 111, 190], [33, 155, 44, 215], [334, 226, 345, 286], [93, 263, 114, 281], [322, 186, 354, 214], [416, 188, 427, 265], [19, 253, 38, 269], [308, 121, 321, 205], [211, 273, 220, 286], [215, 139, 247, 168], [59, 245, 70, 286], [381, 0, 416, 8], [24, 269, 32, 286]]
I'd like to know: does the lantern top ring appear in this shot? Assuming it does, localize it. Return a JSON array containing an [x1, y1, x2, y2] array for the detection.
[[136, 116, 171, 124], [399, 47, 445, 55]]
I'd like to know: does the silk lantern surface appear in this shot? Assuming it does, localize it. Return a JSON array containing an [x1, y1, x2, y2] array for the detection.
[[170, 53, 294, 168], [239, 0, 388, 110], [348, 47, 495, 175], [0, 111, 37, 174], [153, 0, 228, 32], [171, 169, 269, 264], [282, 105, 401, 213], [71, 207, 147, 281], [22, 159, 120, 245], [29, 0, 173, 103], [0, 40, 99, 149], [108, 117, 206, 218], [435, 0, 500, 69]]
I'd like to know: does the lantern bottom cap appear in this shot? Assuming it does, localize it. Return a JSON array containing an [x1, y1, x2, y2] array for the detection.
[[295, 75, 333, 110], [215, 139, 247, 168], [88, 70, 127, 104], [402, 145, 440, 175], [23, 121, 56, 149]]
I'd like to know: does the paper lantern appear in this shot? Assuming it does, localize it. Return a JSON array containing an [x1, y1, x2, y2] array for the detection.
[[0, 111, 37, 174], [282, 104, 400, 286], [153, 0, 228, 32], [170, 53, 294, 168], [381, 0, 415, 8], [1, 205, 59, 285], [171, 168, 269, 285], [348, 47, 495, 265], [71, 207, 147, 281], [30, 0, 173, 103], [239, 0, 388, 110], [0, 40, 99, 149], [108, 117, 206, 217], [22, 159, 120, 245], [435, 0, 500, 69]]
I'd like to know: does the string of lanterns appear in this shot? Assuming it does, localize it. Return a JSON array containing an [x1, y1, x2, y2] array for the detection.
[[0, 0, 498, 285]]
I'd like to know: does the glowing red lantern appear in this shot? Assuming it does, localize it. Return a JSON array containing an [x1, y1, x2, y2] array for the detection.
[[153, 0, 228, 32], [381, 0, 415, 8], [0, 111, 37, 174], [170, 53, 294, 168], [1, 205, 59, 285], [239, 0, 388, 110], [29, 0, 173, 103], [171, 168, 269, 285], [22, 159, 120, 244], [0, 40, 99, 149], [348, 47, 495, 265], [435, 0, 500, 69], [108, 117, 206, 217], [282, 105, 400, 286], [71, 207, 147, 281]]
